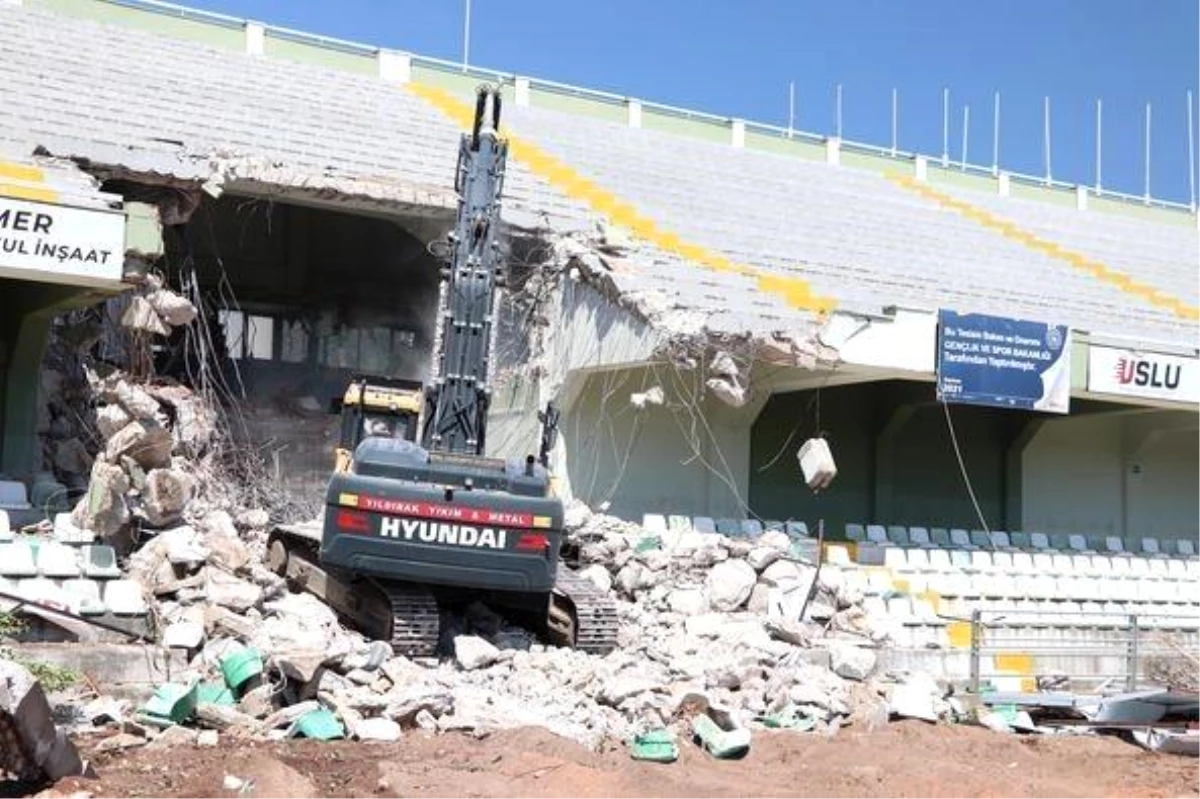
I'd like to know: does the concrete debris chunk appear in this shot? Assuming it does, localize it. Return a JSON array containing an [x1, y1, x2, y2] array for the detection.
[[143, 468, 194, 526], [705, 559, 757, 612], [104, 420, 174, 469], [829, 643, 877, 682], [0, 659, 86, 781], [146, 288, 198, 326], [121, 295, 170, 336], [354, 717, 402, 741], [454, 636, 501, 671], [72, 460, 131, 539]]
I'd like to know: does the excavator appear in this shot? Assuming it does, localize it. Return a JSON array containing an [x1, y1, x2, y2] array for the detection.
[[266, 87, 618, 657]]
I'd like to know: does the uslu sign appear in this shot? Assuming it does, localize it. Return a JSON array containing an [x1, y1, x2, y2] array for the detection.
[[0, 195, 125, 287], [1088, 346, 1199, 404]]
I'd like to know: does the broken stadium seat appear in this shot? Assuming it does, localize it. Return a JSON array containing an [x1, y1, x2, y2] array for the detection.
[[35, 542, 81, 578], [0, 541, 38, 577]]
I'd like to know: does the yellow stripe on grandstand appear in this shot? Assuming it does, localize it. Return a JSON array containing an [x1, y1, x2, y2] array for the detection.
[[0, 161, 44, 183], [886, 174, 1200, 322], [407, 82, 837, 315], [0, 183, 59, 203]]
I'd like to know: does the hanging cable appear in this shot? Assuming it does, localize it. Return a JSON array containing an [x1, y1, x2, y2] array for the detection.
[[941, 399, 991, 536]]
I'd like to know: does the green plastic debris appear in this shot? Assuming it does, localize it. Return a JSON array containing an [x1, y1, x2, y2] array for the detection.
[[635, 535, 662, 553], [692, 713, 751, 760], [221, 648, 263, 693], [287, 708, 345, 741], [141, 680, 199, 725], [758, 705, 817, 732], [630, 729, 678, 763], [196, 681, 235, 707]]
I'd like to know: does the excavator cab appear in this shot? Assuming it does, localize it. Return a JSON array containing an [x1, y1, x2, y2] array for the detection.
[[333, 375, 423, 472]]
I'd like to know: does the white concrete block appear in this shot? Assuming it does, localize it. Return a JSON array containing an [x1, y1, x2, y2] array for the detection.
[[0, 541, 37, 577], [104, 579, 148, 616], [1075, 185, 1088, 210], [731, 118, 745, 148], [36, 542, 81, 578], [998, 172, 1010, 196], [377, 49, 411, 83], [627, 99, 642, 128], [513, 76, 530, 106], [245, 21, 265, 55], [914, 155, 927, 181], [825, 137, 841, 165]]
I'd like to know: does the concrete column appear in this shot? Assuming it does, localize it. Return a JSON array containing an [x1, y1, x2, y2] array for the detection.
[[514, 77, 531, 107], [627, 99, 642, 129], [245, 21, 265, 55], [914, 155, 928, 182], [377, 50, 411, 84], [873, 403, 916, 522], [825, 137, 841, 166], [1004, 418, 1045, 531], [1075, 185, 1089, 210], [998, 172, 1011, 196], [731, 119, 745, 148]]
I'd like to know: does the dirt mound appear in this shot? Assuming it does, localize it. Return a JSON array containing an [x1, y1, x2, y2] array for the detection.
[[41, 721, 1198, 799]]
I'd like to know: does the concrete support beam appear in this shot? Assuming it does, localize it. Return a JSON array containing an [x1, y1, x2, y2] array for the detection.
[[627, 99, 642, 129], [514, 77, 531, 107], [245, 21, 265, 55], [377, 49, 411, 84], [1075, 185, 1089, 210], [825, 137, 841, 166], [914, 155, 927, 182], [731, 119, 745, 148], [873, 403, 917, 522], [998, 173, 1011, 196]]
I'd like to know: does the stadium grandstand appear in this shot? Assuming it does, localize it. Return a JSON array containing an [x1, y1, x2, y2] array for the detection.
[[0, 0, 1195, 687]]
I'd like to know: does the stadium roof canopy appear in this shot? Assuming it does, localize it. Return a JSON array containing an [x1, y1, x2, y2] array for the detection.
[[1, 0, 1196, 358]]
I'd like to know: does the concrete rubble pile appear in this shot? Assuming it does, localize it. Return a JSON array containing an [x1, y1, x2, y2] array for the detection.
[[50, 493, 955, 753]]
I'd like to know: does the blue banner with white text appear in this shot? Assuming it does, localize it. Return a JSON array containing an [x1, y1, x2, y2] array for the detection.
[[936, 310, 1071, 414]]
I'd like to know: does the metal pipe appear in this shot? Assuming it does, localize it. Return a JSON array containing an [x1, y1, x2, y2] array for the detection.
[[835, 83, 843, 139], [891, 87, 898, 155], [1096, 98, 1103, 191], [0, 589, 153, 642], [1189, 91, 1197, 209], [462, 0, 471, 69], [1145, 102, 1152, 200], [788, 81, 795, 137], [1044, 96, 1052, 183], [992, 91, 1000, 175], [961, 104, 970, 170], [942, 87, 950, 165]]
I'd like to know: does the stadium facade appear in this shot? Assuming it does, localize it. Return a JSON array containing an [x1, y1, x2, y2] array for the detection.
[[0, 0, 1196, 547]]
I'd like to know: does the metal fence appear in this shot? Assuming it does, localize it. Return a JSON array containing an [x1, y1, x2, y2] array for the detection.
[[967, 609, 1200, 694]]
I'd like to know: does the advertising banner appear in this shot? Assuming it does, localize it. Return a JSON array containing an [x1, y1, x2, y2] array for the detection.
[[0, 194, 125, 287], [936, 309, 1071, 413], [1087, 346, 1199, 404]]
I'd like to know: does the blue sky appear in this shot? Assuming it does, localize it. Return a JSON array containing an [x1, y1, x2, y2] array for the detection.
[[184, 0, 1199, 205]]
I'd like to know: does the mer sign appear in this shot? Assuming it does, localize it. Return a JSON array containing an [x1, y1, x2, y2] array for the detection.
[[0, 194, 125, 287], [936, 310, 1071, 414]]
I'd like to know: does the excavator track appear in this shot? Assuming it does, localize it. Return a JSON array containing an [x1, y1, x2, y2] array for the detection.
[[375, 580, 441, 658], [552, 567, 620, 655]]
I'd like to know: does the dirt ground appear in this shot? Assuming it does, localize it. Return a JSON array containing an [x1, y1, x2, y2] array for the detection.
[[29, 721, 1200, 799]]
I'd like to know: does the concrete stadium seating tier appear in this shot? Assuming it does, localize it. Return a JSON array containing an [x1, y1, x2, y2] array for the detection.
[[0, 510, 145, 625]]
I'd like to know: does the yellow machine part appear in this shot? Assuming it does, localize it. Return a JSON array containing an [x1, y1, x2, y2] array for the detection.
[[343, 382, 422, 413]]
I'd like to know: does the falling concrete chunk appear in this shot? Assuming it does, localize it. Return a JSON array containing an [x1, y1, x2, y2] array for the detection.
[[204, 569, 262, 613], [578, 564, 612, 593], [142, 468, 193, 527], [706, 376, 747, 407], [73, 460, 130, 538], [95, 403, 133, 441], [146, 288, 197, 327], [121, 295, 171, 335], [630, 386, 665, 409], [104, 420, 173, 470]]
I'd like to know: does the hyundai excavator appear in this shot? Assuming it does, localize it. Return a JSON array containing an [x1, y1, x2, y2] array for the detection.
[[266, 87, 618, 657]]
